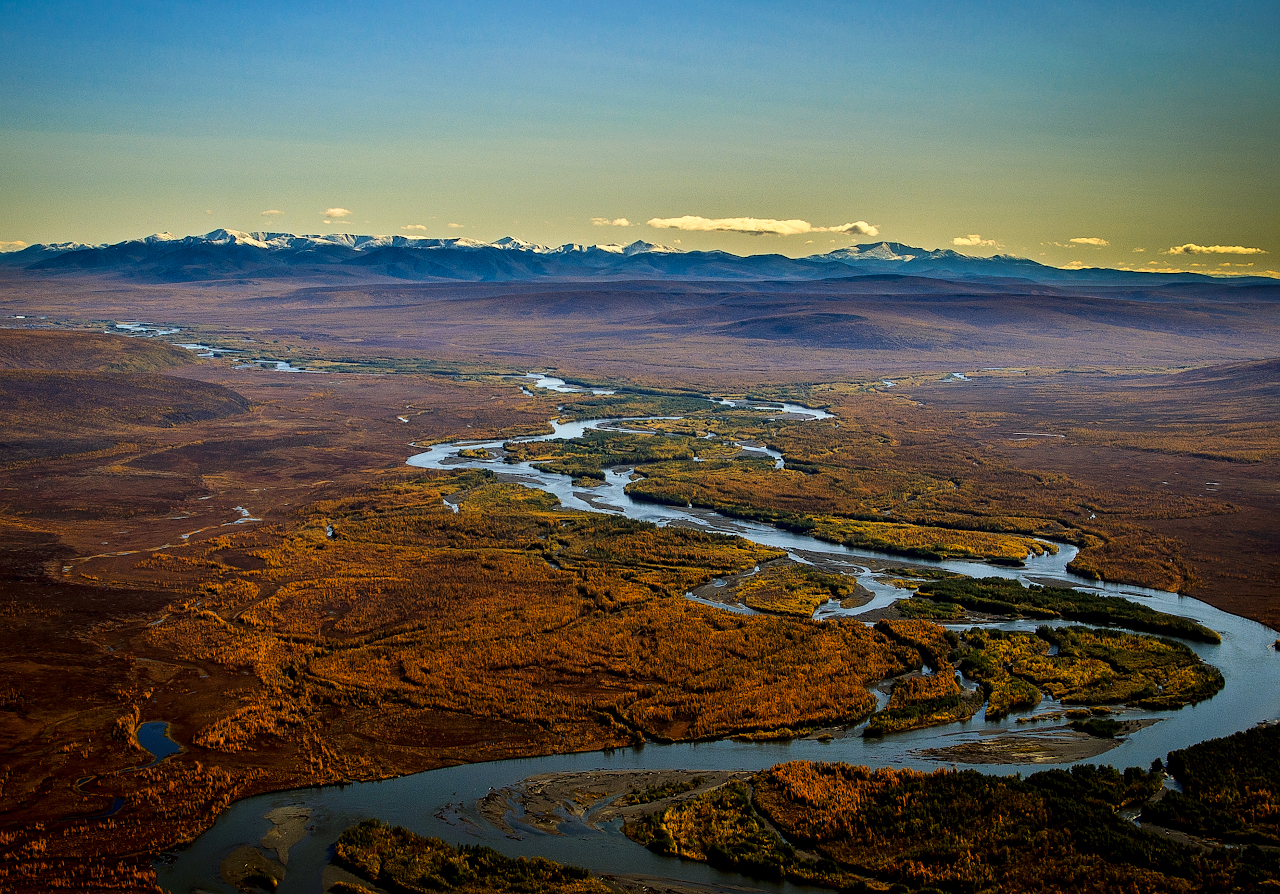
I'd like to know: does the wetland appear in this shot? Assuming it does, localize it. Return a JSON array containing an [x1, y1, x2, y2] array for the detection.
[[1, 323, 1278, 893], [156, 392, 1278, 893]]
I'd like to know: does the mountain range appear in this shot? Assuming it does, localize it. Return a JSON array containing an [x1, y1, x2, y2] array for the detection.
[[0, 228, 1268, 287]]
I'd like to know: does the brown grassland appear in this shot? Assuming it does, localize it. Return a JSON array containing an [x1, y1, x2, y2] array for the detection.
[[0, 306, 1276, 893]]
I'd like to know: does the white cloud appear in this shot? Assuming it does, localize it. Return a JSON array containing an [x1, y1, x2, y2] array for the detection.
[[205, 209, 214, 215], [1044, 239, 1108, 249], [591, 217, 632, 227], [1132, 248, 1146, 252], [402, 224, 428, 231], [646, 216, 878, 237], [1167, 243, 1267, 255], [952, 234, 999, 247], [1107, 256, 1276, 277], [823, 221, 879, 236], [0, 240, 27, 252], [324, 207, 352, 219], [447, 222, 465, 229], [260, 209, 284, 217]]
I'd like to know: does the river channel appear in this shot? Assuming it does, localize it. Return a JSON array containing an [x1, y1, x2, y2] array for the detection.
[[158, 390, 1280, 894]]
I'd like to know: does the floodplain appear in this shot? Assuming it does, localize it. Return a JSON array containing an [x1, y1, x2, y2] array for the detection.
[[1, 269, 1278, 893]]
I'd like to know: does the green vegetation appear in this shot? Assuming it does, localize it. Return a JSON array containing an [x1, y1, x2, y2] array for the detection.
[[504, 431, 722, 481], [884, 566, 962, 581], [737, 566, 855, 616], [864, 672, 983, 737], [623, 781, 853, 887], [630, 755, 1280, 892], [805, 516, 1054, 562], [1145, 724, 1280, 845], [624, 761, 1275, 893], [619, 776, 705, 805], [626, 463, 1058, 562], [873, 619, 956, 671], [896, 597, 964, 620], [502, 400, 1078, 568], [1038, 626, 1224, 709], [552, 393, 714, 422], [960, 626, 1222, 720], [916, 577, 1222, 643], [1071, 716, 1122, 738], [334, 819, 610, 893]]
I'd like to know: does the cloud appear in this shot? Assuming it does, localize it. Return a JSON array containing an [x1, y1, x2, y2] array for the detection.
[[0, 240, 27, 252], [591, 217, 632, 227], [402, 224, 428, 231], [646, 216, 878, 237], [205, 209, 214, 215], [1044, 239, 1108, 249], [260, 209, 284, 217], [447, 222, 465, 229], [324, 207, 352, 219], [1167, 243, 1267, 255], [1106, 256, 1276, 277], [952, 234, 999, 247], [1133, 248, 1146, 252]]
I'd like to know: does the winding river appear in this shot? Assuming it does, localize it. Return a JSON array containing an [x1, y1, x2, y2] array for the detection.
[[158, 394, 1280, 894]]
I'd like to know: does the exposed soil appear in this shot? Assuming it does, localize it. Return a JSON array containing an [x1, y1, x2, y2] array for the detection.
[[478, 770, 751, 836], [914, 718, 1162, 764]]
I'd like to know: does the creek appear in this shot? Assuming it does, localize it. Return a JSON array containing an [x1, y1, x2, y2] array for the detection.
[[158, 397, 1280, 894]]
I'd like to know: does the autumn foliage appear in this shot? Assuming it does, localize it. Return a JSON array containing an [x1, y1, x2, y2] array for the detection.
[[745, 759, 1265, 892]]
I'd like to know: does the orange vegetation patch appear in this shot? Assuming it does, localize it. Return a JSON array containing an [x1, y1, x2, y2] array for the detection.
[[749, 760, 1232, 893], [129, 471, 923, 747], [884, 672, 962, 711], [873, 619, 956, 671]]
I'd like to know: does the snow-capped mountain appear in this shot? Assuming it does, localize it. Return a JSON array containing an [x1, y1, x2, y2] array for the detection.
[[0, 230, 1241, 286], [814, 242, 940, 262]]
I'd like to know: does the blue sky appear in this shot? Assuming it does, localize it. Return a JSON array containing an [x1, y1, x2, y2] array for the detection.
[[1, 1, 1276, 273]]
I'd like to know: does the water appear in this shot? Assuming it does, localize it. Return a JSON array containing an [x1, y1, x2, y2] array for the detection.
[[158, 405, 1280, 893], [518, 372, 617, 395], [136, 721, 182, 768]]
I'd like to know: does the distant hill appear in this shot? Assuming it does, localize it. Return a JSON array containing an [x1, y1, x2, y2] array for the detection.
[[0, 329, 196, 373], [2, 229, 1268, 288], [0, 329, 249, 466]]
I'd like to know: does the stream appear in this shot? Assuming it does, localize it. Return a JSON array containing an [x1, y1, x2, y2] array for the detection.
[[158, 393, 1280, 893]]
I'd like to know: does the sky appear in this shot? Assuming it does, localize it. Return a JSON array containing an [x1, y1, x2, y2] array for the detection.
[[1, 1, 1277, 274]]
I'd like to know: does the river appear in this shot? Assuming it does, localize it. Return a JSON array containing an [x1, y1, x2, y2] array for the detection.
[[157, 395, 1280, 893]]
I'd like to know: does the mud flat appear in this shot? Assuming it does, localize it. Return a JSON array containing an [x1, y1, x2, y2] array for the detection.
[[219, 845, 284, 891], [261, 805, 312, 865], [599, 874, 783, 894], [915, 718, 1162, 765], [480, 769, 750, 836]]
